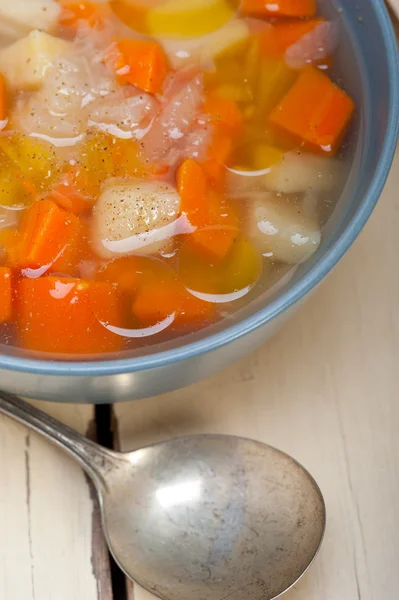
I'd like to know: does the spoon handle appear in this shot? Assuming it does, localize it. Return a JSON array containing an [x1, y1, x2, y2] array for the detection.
[[0, 391, 116, 489]]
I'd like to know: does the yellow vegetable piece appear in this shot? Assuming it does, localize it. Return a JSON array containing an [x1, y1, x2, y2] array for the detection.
[[253, 58, 296, 118], [74, 132, 116, 200], [252, 144, 284, 170], [0, 134, 60, 193], [214, 83, 253, 104], [231, 135, 282, 171], [147, 0, 236, 39], [163, 18, 249, 70], [203, 18, 248, 61], [204, 56, 241, 88], [111, 137, 149, 179], [74, 132, 148, 199], [244, 34, 261, 91], [0, 168, 32, 209], [178, 232, 263, 299], [109, 0, 149, 34]]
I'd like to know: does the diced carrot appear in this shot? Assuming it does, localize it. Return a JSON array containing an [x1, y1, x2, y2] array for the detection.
[[0, 229, 22, 268], [240, 0, 316, 18], [201, 99, 240, 186], [177, 159, 239, 260], [0, 74, 8, 123], [97, 256, 140, 293], [98, 254, 214, 328], [189, 193, 240, 261], [202, 131, 234, 186], [190, 226, 238, 262], [18, 200, 83, 273], [48, 173, 90, 215], [176, 158, 208, 225], [0, 267, 12, 323], [260, 19, 324, 56], [49, 186, 88, 216], [59, 1, 103, 29], [132, 280, 214, 327], [17, 277, 125, 354], [112, 39, 169, 94], [268, 67, 354, 155], [203, 95, 244, 137]]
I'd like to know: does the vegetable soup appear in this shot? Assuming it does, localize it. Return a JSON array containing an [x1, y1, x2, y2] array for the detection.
[[0, 0, 354, 357]]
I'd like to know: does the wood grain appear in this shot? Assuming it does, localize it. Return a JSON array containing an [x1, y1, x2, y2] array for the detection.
[[387, 0, 399, 18], [115, 148, 399, 600], [0, 402, 112, 600]]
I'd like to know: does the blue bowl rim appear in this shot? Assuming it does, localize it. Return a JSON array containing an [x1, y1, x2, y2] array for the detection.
[[1, 0, 398, 377]]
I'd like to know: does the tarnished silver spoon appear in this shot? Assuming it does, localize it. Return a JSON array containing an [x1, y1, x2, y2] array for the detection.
[[0, 392, 325, 600]]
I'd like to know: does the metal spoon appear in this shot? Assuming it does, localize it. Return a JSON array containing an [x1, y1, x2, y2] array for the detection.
[[0, 392, 325, 600]]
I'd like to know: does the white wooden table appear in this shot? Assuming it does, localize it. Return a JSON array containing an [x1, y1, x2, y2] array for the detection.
[[0, 151, 398, 597]]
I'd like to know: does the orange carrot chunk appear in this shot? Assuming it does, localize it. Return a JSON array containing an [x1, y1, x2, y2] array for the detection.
[[176, 158, 208, 225], [240, 0, 316, 17], [177, 159, 239, 260], [189, 193, 239, 261], [0, 229, 22, 268], [268, 67, 354, 155], [99, 254, 214, 327], [59, 1, 102, 28], [260, 19, 324, 56], [97, 256, 140, 293], [132, 280, 214, 327], [17, 277, 125, 354], [18, 199, 83, 273], [202, 131, 233, 185], [201, 97, 241, 186], [112, 39, 169, 94], [0, 267, 12, 323], [204, 95, 244, 137], [48, 173, 90, 215]]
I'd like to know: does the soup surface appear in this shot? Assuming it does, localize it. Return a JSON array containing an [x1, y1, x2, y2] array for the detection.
[[0, 0, 354, 357]]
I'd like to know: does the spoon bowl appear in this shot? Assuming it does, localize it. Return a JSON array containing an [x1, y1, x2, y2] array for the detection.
[[104, 435, 325, 600], [0, 393, 325, 600]]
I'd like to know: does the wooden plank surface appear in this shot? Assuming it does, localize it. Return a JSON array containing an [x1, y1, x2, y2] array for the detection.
[[0, 402, 112, 600], [387, 0, 399, 18], [115, 148, 399, 600]]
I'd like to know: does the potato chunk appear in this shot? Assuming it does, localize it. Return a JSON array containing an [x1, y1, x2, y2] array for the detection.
[[0, 31, 68, 90], [92, 181, 181, 259], [262, 151, 341, 194], [161, 19, 249, 69], [246, 193, 321, 264], [0, 1, 61, 43]]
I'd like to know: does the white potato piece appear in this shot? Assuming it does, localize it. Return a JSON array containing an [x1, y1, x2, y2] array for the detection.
[[161, 19, 249, 69], [0, 31, 69, 90], [92, 181, 182, 259], [262, 151, 341, 194], [16, 50, 115, 141], [0, 0, 61, 43], [246, 193, 321, 264]]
